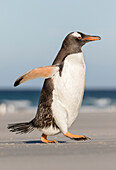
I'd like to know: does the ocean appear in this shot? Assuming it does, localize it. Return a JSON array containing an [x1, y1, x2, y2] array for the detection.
[[0, 89, 116, 115]]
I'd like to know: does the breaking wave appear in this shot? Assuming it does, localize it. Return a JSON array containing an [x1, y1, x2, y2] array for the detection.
[[81, 97, 116, 113], [0, 89, 116, 116], [0, 100, 36, 116], [0, 97, 116, 116]]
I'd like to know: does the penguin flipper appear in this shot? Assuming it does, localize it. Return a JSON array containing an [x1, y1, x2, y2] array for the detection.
[[14, 65, 59, 87]]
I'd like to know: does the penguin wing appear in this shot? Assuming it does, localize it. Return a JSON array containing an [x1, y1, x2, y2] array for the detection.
[[14, 65, 60, 87]]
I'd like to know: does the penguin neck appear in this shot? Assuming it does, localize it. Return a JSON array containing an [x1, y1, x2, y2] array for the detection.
[[53, 46, 82, 65]]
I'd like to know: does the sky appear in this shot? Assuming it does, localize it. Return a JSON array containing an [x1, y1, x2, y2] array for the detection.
[[0, 0, 116, 89]]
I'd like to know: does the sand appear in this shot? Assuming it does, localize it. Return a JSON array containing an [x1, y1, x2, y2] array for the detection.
[[0, 110, 116, 170]]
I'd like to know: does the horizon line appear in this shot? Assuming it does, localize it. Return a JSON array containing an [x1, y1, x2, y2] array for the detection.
[[0, 87, 116, 91]]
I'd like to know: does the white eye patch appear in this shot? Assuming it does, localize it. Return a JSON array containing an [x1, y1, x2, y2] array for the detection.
[[71, 32, 81, 38]]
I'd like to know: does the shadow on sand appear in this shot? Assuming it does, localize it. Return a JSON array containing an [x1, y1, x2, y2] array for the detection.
[[0, 140, 66, 145], [24, 140, 66, 144]]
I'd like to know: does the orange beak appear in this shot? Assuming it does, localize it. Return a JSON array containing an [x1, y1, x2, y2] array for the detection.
[[82, 36, 101, 41]]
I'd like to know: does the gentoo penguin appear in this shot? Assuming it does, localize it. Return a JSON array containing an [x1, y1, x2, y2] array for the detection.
[[8, 32, 101, 143]]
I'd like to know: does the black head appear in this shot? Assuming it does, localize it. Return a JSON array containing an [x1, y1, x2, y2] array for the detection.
[[62, 32, 101, 52], [53, 31, 101, 64]]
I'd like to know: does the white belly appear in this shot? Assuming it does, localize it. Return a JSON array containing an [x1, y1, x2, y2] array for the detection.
[[52, 53, 86, 132]]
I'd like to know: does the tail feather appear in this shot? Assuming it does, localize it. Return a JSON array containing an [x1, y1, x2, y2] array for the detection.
[[8, 121, 34, 134]]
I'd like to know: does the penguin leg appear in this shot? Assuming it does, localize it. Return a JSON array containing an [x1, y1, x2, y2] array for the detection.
[[41, 133, 57, 143], [64, 131, 90, 141], [52, 101, 68, 135], [52, 102, 90, 141]]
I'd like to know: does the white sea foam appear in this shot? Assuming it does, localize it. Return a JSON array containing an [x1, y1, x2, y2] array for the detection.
[[93, 98, 111, 107], [83, 97, 114, 107], [81, 97, 116, 113], [0, 97, 116, 116], [0, 103, 7, 116], [0, 100, 36, 116], [80, 105, 116, 113]]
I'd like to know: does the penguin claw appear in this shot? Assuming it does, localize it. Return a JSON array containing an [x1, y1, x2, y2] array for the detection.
[[71, 136, 91, 141]]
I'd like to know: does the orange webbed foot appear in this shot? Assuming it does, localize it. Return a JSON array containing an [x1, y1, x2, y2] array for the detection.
[[64, 131, 91, 141], [41, 133, 57, 143]]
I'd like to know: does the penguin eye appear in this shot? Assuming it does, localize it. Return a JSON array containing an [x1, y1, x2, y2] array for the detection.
[[77, 37, 82, 40]]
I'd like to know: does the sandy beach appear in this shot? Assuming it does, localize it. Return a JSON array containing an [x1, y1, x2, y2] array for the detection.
[[0, 110, 116, 170]]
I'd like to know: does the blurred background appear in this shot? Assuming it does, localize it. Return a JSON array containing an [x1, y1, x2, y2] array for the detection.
[[0, 0, 116, 115]]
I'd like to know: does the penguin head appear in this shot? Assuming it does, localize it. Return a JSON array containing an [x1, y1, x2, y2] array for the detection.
[[62, 32, 101, 51]]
